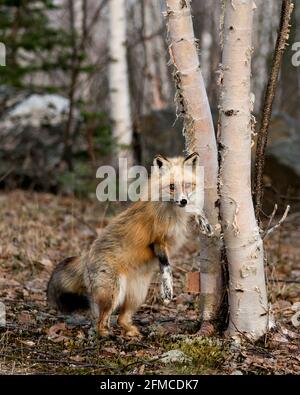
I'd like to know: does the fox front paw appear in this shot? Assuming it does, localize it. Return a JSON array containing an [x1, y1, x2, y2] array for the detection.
[[196, 214, 214, 237]]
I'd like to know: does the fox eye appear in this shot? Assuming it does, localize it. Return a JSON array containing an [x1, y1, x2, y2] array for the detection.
[[169, 184, 175, 191]]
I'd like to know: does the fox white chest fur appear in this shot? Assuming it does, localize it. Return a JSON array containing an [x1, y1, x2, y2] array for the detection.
[[166, 209, 191, 251]]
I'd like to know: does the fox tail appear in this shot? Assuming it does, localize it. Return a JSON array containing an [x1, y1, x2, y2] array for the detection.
[[47, 256, 89, 313]]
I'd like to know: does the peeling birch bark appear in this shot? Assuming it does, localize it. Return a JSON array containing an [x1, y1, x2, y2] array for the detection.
[[164, 0, 223, 322], [219, 0, 270, 340], [108, 0, 133, 163]]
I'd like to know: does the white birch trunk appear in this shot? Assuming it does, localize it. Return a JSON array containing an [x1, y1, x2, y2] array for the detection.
[[165, 0, 223, 322], [73, 0, 90, 101], [219, 0, 270, 340], [108, 0, 133, 162], [73, 0, 84, 33]]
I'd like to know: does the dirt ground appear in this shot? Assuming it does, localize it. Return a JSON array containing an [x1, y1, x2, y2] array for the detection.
[[0, 190, 299, 375]]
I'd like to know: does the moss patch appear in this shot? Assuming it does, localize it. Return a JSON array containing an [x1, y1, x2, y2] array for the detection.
[[158, 336, 228, 374]]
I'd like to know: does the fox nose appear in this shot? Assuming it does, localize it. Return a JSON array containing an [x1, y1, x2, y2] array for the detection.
[[180, 199, 187, 207]]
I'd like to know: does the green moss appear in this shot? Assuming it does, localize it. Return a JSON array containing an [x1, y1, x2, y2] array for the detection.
[[161, 336, 228, 374]]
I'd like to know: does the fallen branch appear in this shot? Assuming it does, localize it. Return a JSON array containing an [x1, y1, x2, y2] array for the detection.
[[0, 353, 116, 370], [254, 0, 294, 220], [269, 279, 300, 285]]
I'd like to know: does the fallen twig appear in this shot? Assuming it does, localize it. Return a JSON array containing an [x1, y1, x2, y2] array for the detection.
[[269, 279, 300, 284], [0, 353, 117, 371]]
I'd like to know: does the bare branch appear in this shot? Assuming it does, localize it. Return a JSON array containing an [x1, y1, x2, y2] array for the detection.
[[263, 205, 290, 239], [261, 203, 278, 236]]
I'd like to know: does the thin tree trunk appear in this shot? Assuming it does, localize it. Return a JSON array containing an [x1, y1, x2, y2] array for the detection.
[[253, 0, 294, 220], [219, 0, 270, 340], [164, 0, 223, 324], [108, 0, 133, 164], [64, 0, 79, 171], [143, 0, 171, 112]]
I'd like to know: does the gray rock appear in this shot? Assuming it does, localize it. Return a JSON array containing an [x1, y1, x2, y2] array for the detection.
[[264, 112, 300, 213], [291, 311, 300, 328], [291, 302, 300, 312], [159, 350, 192, 364], [0, 89, 81, 191], [230, 370, 243, 375], [267, 140, 300, 178]]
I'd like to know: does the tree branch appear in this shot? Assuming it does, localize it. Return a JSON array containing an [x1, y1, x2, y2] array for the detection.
[[253, 0, 294, 221], [262, 204, 290, 239]]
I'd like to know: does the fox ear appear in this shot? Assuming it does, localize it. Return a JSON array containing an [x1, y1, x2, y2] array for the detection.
[[184, 152, 200, 168], [153, 155, 170, 170]]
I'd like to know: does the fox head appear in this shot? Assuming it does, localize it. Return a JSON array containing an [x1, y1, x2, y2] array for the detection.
[[151, 152, 203, 209]]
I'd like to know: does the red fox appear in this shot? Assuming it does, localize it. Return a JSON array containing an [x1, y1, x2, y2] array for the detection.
[[47, 153, 211, 337]]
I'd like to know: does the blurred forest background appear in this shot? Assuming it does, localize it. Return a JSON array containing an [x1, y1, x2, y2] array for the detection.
[[0, 0, 299, 213]]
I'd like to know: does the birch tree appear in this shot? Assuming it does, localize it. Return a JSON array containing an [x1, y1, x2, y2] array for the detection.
[[108, 0, 133, 163], [143, 0, 171, 112], [219, 0, 270, 340], [164, 0, 223, 325]]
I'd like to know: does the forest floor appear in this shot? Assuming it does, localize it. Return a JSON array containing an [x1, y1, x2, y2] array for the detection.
[[0, 190, 300, 375]]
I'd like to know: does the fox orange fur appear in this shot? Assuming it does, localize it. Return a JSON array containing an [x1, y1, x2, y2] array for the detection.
[[47, 153, 208, 337]]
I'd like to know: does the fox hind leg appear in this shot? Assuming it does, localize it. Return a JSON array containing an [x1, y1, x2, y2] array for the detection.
[[93, 281, 118, 337], [86, 264, 119, 337], [97, 301, 113, 337]]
